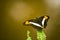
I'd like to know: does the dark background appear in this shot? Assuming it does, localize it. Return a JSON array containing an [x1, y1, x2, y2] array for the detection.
[[1, 0, 60, 40]]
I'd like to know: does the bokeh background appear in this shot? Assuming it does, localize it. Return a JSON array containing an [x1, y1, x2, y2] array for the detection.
[[1, 0, 60, 40]]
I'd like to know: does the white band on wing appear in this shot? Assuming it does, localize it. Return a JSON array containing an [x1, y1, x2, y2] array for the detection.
[[29, 22, 43, 28], [42, 18, 45, 26]]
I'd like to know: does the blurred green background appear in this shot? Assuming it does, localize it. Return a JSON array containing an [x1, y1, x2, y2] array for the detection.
[[1, 0, 60, 40]]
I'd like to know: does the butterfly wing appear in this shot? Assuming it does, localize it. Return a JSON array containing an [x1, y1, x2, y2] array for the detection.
[[38, 16, 50, 28], [23, 15, 50, 28]]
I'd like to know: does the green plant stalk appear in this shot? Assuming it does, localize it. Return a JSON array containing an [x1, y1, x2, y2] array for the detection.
[[37, 30, 46, 40], [26, 30, 32, 40], [27, 30, 46, 40]]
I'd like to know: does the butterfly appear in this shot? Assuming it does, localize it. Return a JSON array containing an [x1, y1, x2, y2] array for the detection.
[[23, 15, 50, 29]]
